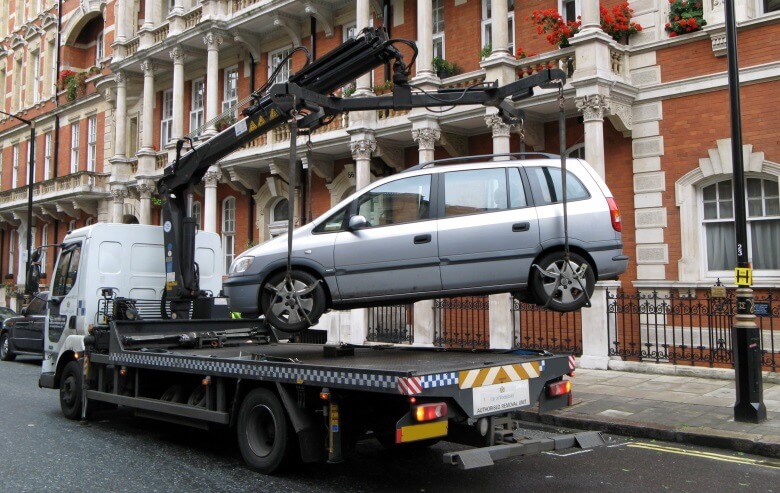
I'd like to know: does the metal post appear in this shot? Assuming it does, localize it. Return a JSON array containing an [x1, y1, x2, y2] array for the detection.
[[724, 0, 766, 423]]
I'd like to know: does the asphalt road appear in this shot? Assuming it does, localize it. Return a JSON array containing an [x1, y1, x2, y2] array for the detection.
[[1, 357, 778, 493]]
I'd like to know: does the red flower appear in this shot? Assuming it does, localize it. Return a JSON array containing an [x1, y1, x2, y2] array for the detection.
[[670, 31, 678, 37]]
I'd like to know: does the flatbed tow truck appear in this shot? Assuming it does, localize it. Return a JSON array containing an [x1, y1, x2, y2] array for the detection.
[[38, 27, 604, 474]]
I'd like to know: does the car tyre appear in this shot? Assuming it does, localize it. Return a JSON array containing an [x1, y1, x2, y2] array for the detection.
[[530, 251, 595, 313], [237, 388, 297, 474], [0, 332, 16, 361], [60, 360, 84, 420], [261, 270, 326, 333]]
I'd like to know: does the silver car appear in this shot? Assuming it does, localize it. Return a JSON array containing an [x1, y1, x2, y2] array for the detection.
[[223, 155, 628, 332]]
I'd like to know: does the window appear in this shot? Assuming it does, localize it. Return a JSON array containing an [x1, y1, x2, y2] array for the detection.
[[268, 49, 292, 86], [96, 31, 104, 63], [764, 0, 780, 13], [70, 122, 80, 173], [48, 40, 57, 98], [444, 168, 510, 217], [128, 116, 139, 156], [86, 217, 94, 226], [222, 66, 238, 116], [481, 0, 515, 55], [561, 0, 579, 23], [526, 167, 590, 205], [432, 0, 445, 59], [269, 198, 290, 237], [190, 78, 204, 135], [161, 89, 174, 146], [87, 116, 97, 171], [68, 220, 76, 232], [26, 141, 31, 185], [357, 175, 431, 227], [32, 51, 41, 104], [315, 207, 348, 233], [51, 242, 81, 298], [702, 178, 779, 272], [222, 197, 236, 273], [40, 224, 48, 275], [43, 132, 52, 179], [8, 230, 15, 275], [192, 201, 202, 230], [12, 144, 19, 187]]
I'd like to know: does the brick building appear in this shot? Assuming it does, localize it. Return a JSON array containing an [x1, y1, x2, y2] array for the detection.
[[0, 1, 777, 361]]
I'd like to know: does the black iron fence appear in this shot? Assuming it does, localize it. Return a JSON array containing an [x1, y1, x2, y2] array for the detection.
[[512, 299, 581, 355], [433, 297, 490, 349], [367, 304, 414, 344], [607, 287, 779, 372]]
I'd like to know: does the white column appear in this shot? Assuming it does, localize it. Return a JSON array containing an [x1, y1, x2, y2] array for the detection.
[[412, 301, 435, 347], [412, 125, 440, 164], [170, 47, 185, 144], [114, 72, 127, 158], [138, 182, 153, 225], [203, 33, 223, 138], [350, 134, 376, 191], [356, 0, 372, 93], [203, 166, 221, 233], [416, 0, 434, 78], [115, 0, 127, 44], [485, 113, 511, 156], [490, 0, 509, 57], [111, 186, 128, 223], [575, 95, 609, 179], [579, 281, 620, 369], [140, 61, 156, 152], [579, 0, 601, 32], [142, 0, 155, 29]]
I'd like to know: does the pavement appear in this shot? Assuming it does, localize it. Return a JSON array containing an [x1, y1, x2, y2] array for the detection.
[[518, 363, 780, 459]]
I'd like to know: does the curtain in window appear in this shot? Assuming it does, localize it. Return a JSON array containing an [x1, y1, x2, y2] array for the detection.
[[706, 222, 736, 271], [751, 220, 780, 269]]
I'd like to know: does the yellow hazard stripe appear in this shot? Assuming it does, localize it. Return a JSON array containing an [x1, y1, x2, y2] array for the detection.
[[397, 420, 448, 443], [458, 362, 541, 389]]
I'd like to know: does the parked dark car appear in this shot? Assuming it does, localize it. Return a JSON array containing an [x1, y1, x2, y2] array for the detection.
[[0, 306, 16, 322], [0, 292, 49, 361]]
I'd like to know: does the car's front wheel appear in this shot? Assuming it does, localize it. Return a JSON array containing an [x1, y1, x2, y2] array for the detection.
[[260, 270, 326, 333], [0, 332, 16, 361], [530, 251, 595, 313]]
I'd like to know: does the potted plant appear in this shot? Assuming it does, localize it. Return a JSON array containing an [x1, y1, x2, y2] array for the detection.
[[480, 44, 492, 60], [214, 114, 237, 132], [432, 57, 459, 78], [528, 8, 581, 47], [601, 2, 643, 43], [665, 0, 706, 37]]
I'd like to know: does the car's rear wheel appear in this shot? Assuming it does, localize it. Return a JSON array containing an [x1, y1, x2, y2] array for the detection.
[[0, 332, 16, 361], [530, 251, 595, 313], [260, 270, 326, 333]]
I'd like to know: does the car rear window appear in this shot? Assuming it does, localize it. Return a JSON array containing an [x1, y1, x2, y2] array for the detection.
[[526, 166, 590, 205]]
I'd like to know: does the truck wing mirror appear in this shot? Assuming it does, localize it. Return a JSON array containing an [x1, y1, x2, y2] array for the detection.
[[348, 215, 369, 231]]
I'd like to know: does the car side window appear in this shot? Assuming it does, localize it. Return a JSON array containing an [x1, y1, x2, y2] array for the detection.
[[356, 175, 431, 227], [526, 166, 590, 205], [315, 206, 348, 233], [52, 244, 81, 297], [444, 168, 507, 217], [28, 295, 47, 315], [508, 168, 528, 208]]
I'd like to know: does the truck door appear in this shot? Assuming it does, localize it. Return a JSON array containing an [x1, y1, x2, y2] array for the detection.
[[42, 242, 82, 376]]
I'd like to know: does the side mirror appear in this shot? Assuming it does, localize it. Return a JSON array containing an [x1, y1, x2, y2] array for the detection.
[[348, 215, 369, 231]]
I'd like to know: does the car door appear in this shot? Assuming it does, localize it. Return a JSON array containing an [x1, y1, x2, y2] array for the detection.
[[438, 167, 541, 290], [333, 174, 441, 301], [14, 294, 47, 352]]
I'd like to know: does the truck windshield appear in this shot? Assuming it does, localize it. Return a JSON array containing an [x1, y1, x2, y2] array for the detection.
[[52, 243, 82, 297]]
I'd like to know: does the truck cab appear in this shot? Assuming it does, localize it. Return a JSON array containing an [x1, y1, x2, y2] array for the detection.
[[39, 223, 223, 390]]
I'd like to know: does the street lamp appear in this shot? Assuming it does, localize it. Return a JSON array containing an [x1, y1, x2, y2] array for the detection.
[[0, 110, 36, 302]]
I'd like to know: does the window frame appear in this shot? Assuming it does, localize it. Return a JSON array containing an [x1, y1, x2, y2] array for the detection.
[[95, 31, 104, 64], [190, 77, 205, 134], [40, 224, 48, 275], [433, 0, 446, 59], [222, 197, 236, 274], [481, 0, 515, 56], [12, 144, 19, 187], [222, 65, 238, 116], [87, 115, 97, 172], [268, 48, 292, 87], [161, 89, 174, 146], [43, 132, 52, 179], [70, 122, 80, 173]]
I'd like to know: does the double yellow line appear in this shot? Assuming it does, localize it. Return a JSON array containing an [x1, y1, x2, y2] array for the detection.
[[628, 442, 780, 469]]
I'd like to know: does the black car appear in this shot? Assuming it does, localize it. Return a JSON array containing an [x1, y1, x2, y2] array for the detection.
[[0, 292, 48, 361]]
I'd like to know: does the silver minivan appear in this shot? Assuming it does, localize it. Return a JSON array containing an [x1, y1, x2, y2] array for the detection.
[[223, 155, 628, 332]]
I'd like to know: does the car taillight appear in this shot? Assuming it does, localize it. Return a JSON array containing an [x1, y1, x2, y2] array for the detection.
[[547, 380, 572, 397], [607, 197, 622, 232], [413, 403, 448, 422]]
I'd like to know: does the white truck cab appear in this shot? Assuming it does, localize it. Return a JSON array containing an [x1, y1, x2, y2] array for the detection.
[[39, 223, 223, 389]]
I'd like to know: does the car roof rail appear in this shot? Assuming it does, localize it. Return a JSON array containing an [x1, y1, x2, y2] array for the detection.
[[403, 152, 561, 173]]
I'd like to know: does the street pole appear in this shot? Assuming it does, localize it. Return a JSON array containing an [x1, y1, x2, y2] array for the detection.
[[0, 110, 35, 303], [724, 0, 766, 423]]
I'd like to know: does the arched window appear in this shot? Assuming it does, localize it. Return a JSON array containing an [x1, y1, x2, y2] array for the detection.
[[222, 197, 236, 273], [567, 143, 585, 159], [269, 198, 289, 238], [69, 220, 76, 232]]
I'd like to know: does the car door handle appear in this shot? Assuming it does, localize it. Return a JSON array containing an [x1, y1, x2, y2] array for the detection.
[[414, 234, 432, 244], [512, 222, 531, 232]]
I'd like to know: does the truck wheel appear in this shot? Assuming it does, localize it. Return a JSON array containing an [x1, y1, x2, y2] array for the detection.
[[160, 384, 186, 403], [0, 332, 16, 361], [261, 270, 326, 333], [60, 360, 84, 420], [187, 384, 207, 407], [530, 251, 595, 313], [237, 388, 296, 474]]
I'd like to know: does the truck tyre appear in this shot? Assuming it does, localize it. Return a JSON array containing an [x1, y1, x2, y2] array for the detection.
[[60, 360, 84, 420], [160, 384, 186, 403], [530, 251, 595, 313], [187, 384, 207, 407], [0, 332, 16, 361], [261, 270, 326, 333], [237, 388, 296, 474]]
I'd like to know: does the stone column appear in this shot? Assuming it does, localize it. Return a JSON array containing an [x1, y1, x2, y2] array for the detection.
[[485, 112, 511, 156], [137, 182, 154, 225], [579, 281, 621, 369], [579, 0, 601, 32], [411, 125, 440, 164], [111, 186, 128, 223], [356, 0, 372, 93], [412, 301, 435, 347], [350, 135, 376, 191], [115, 0, 127, 44], [170, 47, 186, 146], [142, 0, 155, 30], [490, 0, 509, 57], [203, 33, 223, 138], [416, 0, 434, 78], [203, 166, 221, 233], [575, 94, 609, 178], [114, 71, 127, 158], [140, 61, 156, 152]]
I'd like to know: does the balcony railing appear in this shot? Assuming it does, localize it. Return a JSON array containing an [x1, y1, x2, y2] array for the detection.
[[183, 7, 202, 29], [152, 23, 170, 43], [0, 171, 110, 208], [517, 48, 576, 81]]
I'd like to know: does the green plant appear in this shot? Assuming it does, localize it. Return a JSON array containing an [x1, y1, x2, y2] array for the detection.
[[432, 57, 459, 77], [480, 44, 492, 60], [215, 114, 237, 131], [57, 70, 87, 101], [151, 197, 163, 207], [665, 0, 706, 37], [374, 80, 393, 93], [341, 82, 356, 97], [529, 3, 643, 47]]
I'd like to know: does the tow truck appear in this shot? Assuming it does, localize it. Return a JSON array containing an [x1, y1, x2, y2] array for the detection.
[[37, 27, 603, 473]]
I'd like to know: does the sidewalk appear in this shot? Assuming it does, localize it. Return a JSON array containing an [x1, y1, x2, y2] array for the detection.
[[519, 365, 780, 458]]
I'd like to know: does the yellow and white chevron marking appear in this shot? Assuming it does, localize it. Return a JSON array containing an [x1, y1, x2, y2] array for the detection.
[[459, 362, 541, 389], [628, 443, 780, 469]]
